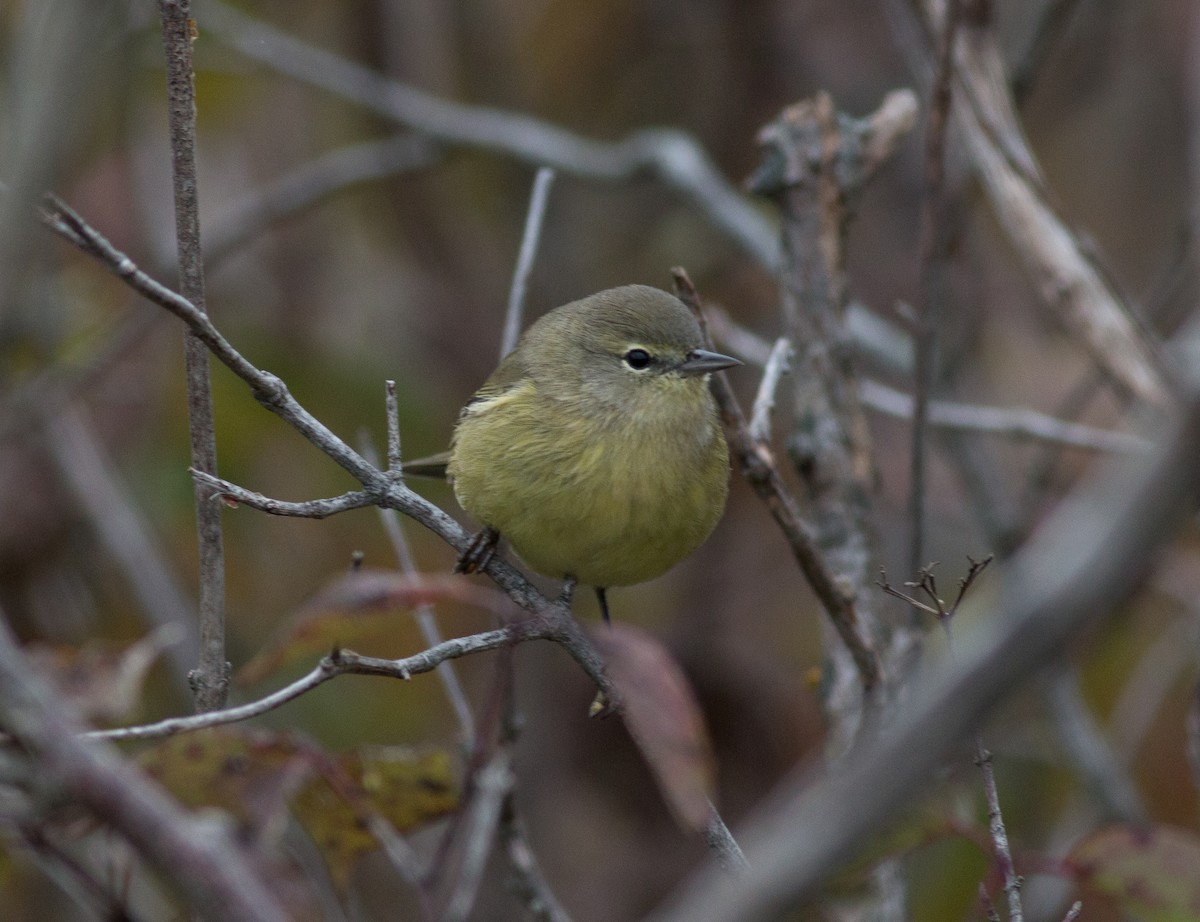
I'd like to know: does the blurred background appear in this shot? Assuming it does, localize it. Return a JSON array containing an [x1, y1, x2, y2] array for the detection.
[[1, 0, 1198, 919]]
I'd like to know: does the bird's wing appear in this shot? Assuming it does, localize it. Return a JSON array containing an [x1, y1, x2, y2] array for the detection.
[[458, 349, 534, 420]]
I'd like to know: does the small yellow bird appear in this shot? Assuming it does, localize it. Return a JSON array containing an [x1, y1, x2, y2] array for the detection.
[[443, 284, 739, 623]]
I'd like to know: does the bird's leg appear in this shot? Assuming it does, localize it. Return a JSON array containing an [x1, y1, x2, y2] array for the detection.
[[455, 525, 500, 574], [595, 587, 611, 625], [558, 576, 578, 606]]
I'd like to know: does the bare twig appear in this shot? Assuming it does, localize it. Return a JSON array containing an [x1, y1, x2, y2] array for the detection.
[[193, 471, 376, 519], [910, 0, 964, 576], [199, 0, 778, 270], [704, 807, 750, 875], [158, 0, 228, 712], [501, 168, 556, 359], [361, 430, 476, 746], [976, 745, 1023, 922], [88, 627, 530, 743], [385, 380, 403, 475], [747, 336, 792, 445], [886, 557, 1023, 921], [673, 268, 883, 695]]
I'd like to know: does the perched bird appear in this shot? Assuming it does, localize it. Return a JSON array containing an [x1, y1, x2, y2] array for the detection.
[[440, 284, 739, 623]]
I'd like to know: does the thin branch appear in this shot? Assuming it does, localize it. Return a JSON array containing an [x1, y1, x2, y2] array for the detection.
[[441, 754, 514, 922], [499, 802, 576, 922], [361, 430, 476, 746], [159, 0, 228, 712], [861, 380, 1149, 453], [672, 268, 883, 695], [88, 626, 531, 743], [910, 0, 964, 577], [501, 168, 556, 359], [976, 744, 1023, 922], [192, 471, 377, 519], [199, 0, 778, 270], [747, 337, 792, 445]]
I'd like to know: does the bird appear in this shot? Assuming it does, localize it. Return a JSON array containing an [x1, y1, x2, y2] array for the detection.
[[431, 284, 739, 623]]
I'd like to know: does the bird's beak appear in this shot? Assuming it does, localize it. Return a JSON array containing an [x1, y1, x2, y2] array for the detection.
[[678, 348, 742, 376]]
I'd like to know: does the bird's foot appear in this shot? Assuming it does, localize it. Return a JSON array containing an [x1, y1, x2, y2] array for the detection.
[[455, 526, 500, 574], [557, 576, 578, 606]]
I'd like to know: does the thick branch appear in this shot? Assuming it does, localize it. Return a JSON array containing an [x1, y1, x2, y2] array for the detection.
[[158, 0, 228, 711]]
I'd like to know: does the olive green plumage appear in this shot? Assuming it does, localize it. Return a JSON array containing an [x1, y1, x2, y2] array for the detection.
[[447, 285, 738, 600]]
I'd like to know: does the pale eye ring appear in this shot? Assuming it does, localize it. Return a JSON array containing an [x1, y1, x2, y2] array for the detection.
[[623, 348, 652, 370]]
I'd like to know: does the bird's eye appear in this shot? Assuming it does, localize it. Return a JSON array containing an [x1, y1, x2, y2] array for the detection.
[[623, 348, 652, 370]]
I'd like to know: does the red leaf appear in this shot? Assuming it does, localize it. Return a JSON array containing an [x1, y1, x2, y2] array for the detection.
[[594, 623, 716, 832]]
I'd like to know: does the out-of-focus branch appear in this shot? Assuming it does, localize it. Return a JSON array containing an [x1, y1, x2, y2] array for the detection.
[[910, 0, 963, 575], [441, 754, 514, 922], [45, 404, 197, 691], [1047, 669, 1148, 823], [0, 614, 291, 922], [206, 133, 442, 263], [861, 380, 1149, 453], [501, 168, 556, 359], [901, 0, 1169, 406], [1011, 0, 1088, 104], [199, 0, 779, 271], [159, 0, 228, 712], [645, 326, 1200, 922]]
